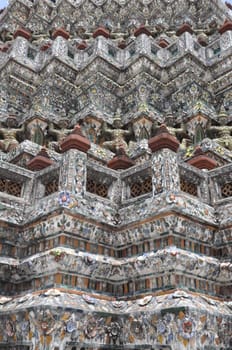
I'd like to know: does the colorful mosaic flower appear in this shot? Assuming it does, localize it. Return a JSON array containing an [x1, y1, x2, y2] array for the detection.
[[21, 321, 29, 331], [185, 146, 194, 158], [58, 191, 71, 206], [66, 320, 76, 333], [180, 317, 195, 339], [51, 249, 65, 261], [157, 320, 166, 334]]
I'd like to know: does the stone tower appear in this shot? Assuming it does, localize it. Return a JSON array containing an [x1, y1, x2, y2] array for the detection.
[[0, 0, 231, 349]]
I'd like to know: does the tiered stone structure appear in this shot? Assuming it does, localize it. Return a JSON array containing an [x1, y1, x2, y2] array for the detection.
[[0, 0, 232, 350]]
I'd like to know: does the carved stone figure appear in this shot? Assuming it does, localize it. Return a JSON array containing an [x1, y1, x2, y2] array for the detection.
[[31, 30, 50, 45], [0, 117, 24, 152], [211, 125, 232, 150], [102, 109, 130, 153], [48, 120, 71, 150], [0, 29, 13, 43]]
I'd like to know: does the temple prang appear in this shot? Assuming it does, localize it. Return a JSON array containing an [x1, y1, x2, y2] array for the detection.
[[0, 0, 232, 350]]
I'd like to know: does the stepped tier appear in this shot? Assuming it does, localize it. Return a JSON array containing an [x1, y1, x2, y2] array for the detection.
[[0, 25, 232, 124], [0, 288, 231, 350], [0, 0, 231, 34]]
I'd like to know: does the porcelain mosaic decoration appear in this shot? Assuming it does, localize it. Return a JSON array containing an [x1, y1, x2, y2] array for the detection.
[[0, 0, 232, 349]]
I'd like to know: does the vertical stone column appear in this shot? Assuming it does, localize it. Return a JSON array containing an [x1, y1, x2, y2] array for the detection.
[[74, 48, 88, 67], [219, 21, 232, 51], [110, 177, 122, 205], [52, 29, 69, 57], [179, 31, 194, 51], [149, 125, 180, 195], [23, 177, 36, 203], [10, 36, 29, 59], [199, 174, 211, 203], [95, 36, 109, 54], [59, 150, 87, 198], [208, 172, 223, 205], [220, 29, 232, 51], [151, 148, 180, 196], [136, 33, 151, 55], [0, 81, 8, 116]]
